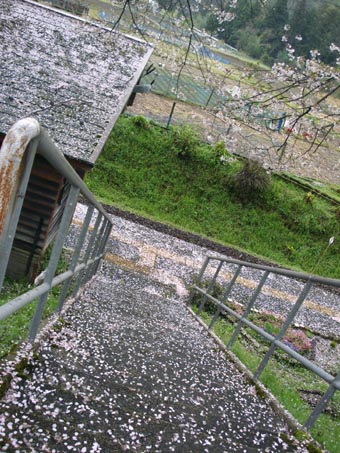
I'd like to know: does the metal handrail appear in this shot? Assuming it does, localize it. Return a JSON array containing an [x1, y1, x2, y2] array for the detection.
[[37, 128, 111, 221], [205, 255, 340, 288], [189, 255, 340, 430], [0, 118, 113, 341]]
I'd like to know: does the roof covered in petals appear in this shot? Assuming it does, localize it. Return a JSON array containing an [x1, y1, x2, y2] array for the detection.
[[0, 0, 152, 163]]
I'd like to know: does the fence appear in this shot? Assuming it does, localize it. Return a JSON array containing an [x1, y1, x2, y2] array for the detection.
[[189, 255, 340, 430], [142, 67, 223, 108], [0, 118, 113, 342]]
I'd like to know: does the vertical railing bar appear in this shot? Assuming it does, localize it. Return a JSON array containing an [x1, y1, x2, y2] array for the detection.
[[0, 139, 38, 291], [92, 221, 113, 276], [57, 204, 95, 313], [83, 216, 107, 283], [95, 218, 111, 261], [28, 185, 80, 341], [304, 371, 340, 430], [72, 211, 103, 297], [255, 278, 313, 379], [208, 265, 243, 330], [228, 271, 270, 348], [188, 256, 210, 306], [197, 260, 223, 315], [85, 219, 108, 280]]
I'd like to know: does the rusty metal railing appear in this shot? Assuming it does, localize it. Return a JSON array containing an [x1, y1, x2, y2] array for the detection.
[[189, 255, 340, 430], [0, 118, 113, 341]]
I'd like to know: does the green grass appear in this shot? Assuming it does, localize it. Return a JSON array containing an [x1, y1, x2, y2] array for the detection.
[[282, 172, 340, 205], [192, 304, 340, 453], [0, 249, 71, 358], [0, 278, 59, 358], [86, 115, 340, 278]]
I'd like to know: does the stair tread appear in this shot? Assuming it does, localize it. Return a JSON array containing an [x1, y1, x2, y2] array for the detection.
[[0, 264, 304, 452]]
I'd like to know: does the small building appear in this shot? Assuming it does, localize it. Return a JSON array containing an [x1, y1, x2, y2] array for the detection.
[[0, 0, 153, 280]]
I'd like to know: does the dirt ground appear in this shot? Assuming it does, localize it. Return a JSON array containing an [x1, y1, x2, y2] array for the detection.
[[127, 92, 340, 185]]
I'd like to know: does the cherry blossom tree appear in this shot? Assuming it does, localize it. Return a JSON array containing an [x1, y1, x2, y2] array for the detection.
[[109, 0, 340, 171]]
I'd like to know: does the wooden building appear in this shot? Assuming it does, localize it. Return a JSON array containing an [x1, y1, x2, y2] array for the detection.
[[0, 0, 153, 280]]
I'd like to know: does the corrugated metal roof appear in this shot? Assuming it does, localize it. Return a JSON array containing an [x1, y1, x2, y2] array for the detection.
[[0, 0, 153, 164]]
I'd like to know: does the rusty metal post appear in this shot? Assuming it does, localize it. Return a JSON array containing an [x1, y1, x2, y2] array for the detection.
[[0, 118, 41, 290]]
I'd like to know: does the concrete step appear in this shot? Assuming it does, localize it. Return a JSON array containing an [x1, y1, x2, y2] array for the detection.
[[0, 264, 307, 452]]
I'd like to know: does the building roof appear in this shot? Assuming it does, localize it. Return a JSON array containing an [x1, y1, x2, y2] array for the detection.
[[0, 0, 153, 164]]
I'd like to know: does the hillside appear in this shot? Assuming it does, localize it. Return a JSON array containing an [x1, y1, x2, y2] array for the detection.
[[86, 115, 340, 278], [187, 0, 340, 66]]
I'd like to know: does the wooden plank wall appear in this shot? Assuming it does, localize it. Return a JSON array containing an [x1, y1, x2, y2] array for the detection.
[[6, 155, 69, 281]]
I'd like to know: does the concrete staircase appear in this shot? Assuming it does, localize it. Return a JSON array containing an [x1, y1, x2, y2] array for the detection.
[[0, 260, 308, 452], [2, 203, 333, 451]]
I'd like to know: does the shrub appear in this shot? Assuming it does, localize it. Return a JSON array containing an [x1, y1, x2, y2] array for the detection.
[[132, 115, 150, 129], [213, 141, 227, 157], [171, 125, 200, 160], [283, 329, 313, 355], [304, 192, 315, 203], [231, 159, 271, 203]]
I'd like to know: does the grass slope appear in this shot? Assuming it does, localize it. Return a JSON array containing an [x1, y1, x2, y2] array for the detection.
[[86, 115, 340, 278]]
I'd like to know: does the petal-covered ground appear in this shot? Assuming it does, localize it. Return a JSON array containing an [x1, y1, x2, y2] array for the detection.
[[0, 264, 307, 452]]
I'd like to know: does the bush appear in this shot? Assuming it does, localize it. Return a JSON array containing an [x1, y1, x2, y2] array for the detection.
[[213, 140, 230, 163], [304, 192, 315, 203], [171, 125, 200, 160], [132, 115, 150, 129], [213, 141, 227, 157], [231, 159, 271, 203]]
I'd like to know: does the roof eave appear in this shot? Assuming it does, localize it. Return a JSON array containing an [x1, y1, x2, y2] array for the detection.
[[89, 44, 154, 165]]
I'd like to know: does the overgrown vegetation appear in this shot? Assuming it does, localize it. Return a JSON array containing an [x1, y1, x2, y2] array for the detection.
[[86, 115, 340, 278]]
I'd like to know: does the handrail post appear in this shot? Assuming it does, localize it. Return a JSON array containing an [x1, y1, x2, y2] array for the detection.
[[57, 204, 95, 313], [84, 217, 109, 282], [197, 260, 223, 315], [208, 264, 242, 330], [254, 278, 313, 379], [72, 212, 103, 296], [91, 220, 113, 276], [228, 270, 270, 348], [28, 186, 80, 342], [304, 370, 340, 430], [188, 256, 210, 306]]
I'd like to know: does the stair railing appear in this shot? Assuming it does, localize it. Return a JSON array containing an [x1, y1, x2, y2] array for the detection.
[[0, 118, 113, 341], [189, 255, 340, 430]]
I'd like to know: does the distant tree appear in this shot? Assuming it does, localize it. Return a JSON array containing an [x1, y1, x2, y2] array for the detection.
[[259, 0, 288, 60], [205, 13, 220, 35], [288, 0, 316, 59], [312, 4, 340, 65], [214, 0, 263, 47]]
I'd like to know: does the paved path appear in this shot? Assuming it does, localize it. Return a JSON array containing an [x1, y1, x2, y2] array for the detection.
[[0, 264, 305, 452]]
